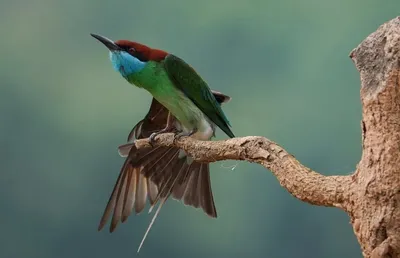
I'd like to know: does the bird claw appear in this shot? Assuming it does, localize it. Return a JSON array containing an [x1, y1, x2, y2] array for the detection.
[[148, 127, 173, 147], [150, 127, 197, 145], [173, 129, 197, 142], [148, 112, 174, 147], [148, 133, 158, 147]]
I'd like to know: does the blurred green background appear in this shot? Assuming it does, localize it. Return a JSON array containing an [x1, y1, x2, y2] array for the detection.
[[1, 0, 398, 257]]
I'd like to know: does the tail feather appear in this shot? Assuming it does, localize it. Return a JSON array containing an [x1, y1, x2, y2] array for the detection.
[[147, 154, 178, 211], [182, 164, 201, 208], [98, 158, 128, 232], [137, 198, 166, 253], [198, 165, 217, 217], [138, 158, 188, 252], [170, 162, 191, 200], [110, 160, 129, 232], [144, 148, 178, 182], [146, 179, 158, 205], [134, 173, 148, 213], [122, 167, 136, 222], [98, 145, 218, 232]]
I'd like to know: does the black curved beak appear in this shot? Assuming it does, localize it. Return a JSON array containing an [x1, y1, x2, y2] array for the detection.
[[90, 33, 121, 51]]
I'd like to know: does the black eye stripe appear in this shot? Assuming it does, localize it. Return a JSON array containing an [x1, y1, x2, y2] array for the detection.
[[135, 52, 148, 62], [118, 45, 148, 62], [116, 45, 133, 52]]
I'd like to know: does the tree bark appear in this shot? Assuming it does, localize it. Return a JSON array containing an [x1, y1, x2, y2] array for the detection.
[[131, 17, 400, 258], [349, 17, 400, 258]]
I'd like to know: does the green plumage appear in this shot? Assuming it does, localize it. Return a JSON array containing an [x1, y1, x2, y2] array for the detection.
[[126, 54, 234, 139]]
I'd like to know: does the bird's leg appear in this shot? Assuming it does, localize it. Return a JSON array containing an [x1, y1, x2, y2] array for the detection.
[[149, 112, 174, 145], [174, 128, 197, 141]]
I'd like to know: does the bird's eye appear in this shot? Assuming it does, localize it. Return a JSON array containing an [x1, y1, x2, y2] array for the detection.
[[128, 48, 136, 54]]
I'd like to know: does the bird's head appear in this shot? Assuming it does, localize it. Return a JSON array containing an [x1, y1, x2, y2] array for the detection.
[[90, 33, 168, 78]]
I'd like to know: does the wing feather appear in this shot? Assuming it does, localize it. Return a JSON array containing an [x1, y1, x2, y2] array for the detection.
[[99, 90, 228, 233], [164, 54, 234, 138]]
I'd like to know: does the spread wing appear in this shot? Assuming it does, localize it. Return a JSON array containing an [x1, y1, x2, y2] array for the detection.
[[99, 90, 232, 233], [164, 54, 234, 138]]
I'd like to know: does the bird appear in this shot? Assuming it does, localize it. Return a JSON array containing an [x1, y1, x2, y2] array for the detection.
[[91, 33, 235, 251]]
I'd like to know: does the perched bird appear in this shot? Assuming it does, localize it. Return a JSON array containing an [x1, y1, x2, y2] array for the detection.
[[91, 34, 234, 251]]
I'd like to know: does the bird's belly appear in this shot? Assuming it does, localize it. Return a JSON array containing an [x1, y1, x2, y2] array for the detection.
[[191, 118, 214, 140], [174, 116, 214, 141]]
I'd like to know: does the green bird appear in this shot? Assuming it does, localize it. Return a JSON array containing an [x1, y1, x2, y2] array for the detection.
[[91, 34, 234, 251]]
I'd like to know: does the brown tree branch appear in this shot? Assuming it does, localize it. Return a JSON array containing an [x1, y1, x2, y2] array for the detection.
[[134, 134, 352, 209]]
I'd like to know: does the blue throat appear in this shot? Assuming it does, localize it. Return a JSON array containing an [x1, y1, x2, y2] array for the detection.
[[109, 51, 146, 77]]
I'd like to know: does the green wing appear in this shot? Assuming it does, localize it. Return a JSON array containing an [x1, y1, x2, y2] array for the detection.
[[164, 54, 234, 138]]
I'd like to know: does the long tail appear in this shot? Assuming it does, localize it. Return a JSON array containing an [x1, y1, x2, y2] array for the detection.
[[98, 144, 217, 249], [136, 152, 192, 253]]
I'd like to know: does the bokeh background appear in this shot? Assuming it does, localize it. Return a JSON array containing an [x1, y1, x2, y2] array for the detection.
[[1, 0, 398, 257]]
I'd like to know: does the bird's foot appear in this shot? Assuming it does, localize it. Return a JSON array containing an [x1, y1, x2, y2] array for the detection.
[[148, 112, 174, 147], [149, 128, 169, 147], [148, 122, 176, 146], [174, 128, 197, 142], [148, 132, 159, 147]]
